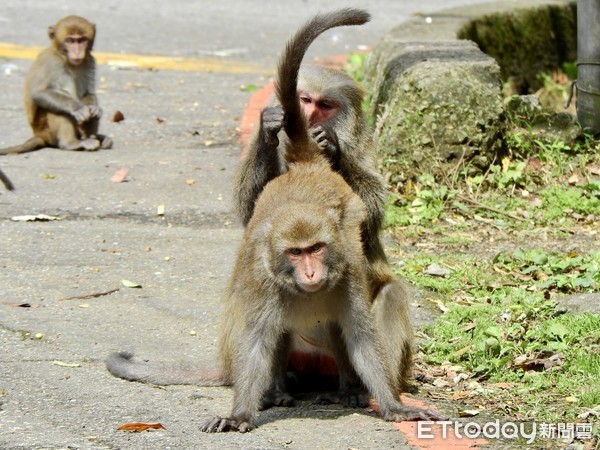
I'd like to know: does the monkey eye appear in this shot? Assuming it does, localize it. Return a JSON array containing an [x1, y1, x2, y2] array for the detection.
[[318, 101, 335, 110], [288, 248, 302, 256], [310, 243, 324, 253], [299, 95, 312, 104]]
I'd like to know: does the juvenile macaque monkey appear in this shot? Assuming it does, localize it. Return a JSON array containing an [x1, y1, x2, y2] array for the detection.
[[0, 15, 112, 155]]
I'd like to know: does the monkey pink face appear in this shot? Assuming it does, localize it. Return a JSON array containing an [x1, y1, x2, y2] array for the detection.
[[298, 91, 339, 127], [285, 242, 328, 293], [64, 35, 89, 65]]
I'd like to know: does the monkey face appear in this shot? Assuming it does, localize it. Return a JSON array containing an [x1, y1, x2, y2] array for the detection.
[[298, 91, 340, 127], [63, 35, 90, 65], [285, 243, 328, 293]]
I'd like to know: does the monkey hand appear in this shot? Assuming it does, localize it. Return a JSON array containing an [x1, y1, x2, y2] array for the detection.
[[383, 405, 447, 422], [260, 105, 284, 148], [71, 105, 93, 124], [87, 104, 103, 119], [201, 416, 253, 433], [310, 125, 339, 159]]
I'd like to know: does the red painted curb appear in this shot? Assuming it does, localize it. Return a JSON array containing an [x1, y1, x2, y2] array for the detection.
[[239, 80, 274, 159]]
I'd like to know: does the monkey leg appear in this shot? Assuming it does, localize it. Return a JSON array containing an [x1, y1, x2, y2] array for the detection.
[[202, 320, 282, 433], [96, 134, 113, 149], [315, 323, 370, 408], [46, 113, 100, 151], [370, 277, 414, 393], [80, 116, 113, 149], [260, 332, 295, 410], [341, 302, 444, 422]]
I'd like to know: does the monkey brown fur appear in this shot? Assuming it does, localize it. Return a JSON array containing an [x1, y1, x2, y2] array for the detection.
[[236, 10, 413, 395], [0, 15, 112, 155], [107, 8, 440, 432], [199, 8, 442, 432]]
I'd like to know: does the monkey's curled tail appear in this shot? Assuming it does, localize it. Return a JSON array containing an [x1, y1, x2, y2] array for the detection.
[[106, 351, 230, 387], [0, 136, 45, 155], [275, 8, 370, 145]]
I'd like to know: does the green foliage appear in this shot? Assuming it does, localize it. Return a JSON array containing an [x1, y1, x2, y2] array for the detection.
[[539, 184, 600, 222], [398, 246, 600, 422], [494, 249, 599, 292], [487, 159, 528, 191], [345, 52, 368, 83]]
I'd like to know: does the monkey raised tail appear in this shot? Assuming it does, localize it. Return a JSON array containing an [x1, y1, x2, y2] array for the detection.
[[275, 8, 370, 152], [106, 351, 230, 387], [0, 136, 45, 155]]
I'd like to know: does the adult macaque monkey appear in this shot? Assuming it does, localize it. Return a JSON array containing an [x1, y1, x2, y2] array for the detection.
[[0, 15, 112, 155]]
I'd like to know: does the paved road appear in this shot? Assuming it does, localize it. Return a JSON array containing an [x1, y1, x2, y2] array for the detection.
[[0, 1, 494, 449]]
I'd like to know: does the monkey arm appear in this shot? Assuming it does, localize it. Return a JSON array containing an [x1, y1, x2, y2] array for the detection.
[[337, 152, 387, 235], [236, 107, 285, 225], [31, 90, 86, 119], [81, 93, 97, 106]]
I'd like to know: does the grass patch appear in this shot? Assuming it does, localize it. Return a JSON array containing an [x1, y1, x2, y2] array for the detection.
[[398, 248, 599, 427]]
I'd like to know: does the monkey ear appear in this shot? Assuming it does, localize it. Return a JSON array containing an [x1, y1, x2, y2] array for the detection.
[[48, 26, 56, 40]]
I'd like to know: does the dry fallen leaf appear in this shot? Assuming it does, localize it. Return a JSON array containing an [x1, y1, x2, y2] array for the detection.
[[118, 422, 167, 432], [121, 279, 142, 289], [4, 302, 39, 308], [11, 214, 60, 222], [111, 167, 129, 183], [112, 110, 125, 123], [423, 264, 451, 277], [52, 360, 81, 368]]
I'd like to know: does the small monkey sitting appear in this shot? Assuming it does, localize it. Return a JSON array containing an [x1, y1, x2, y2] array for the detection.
[[0, 15, 112, 155]]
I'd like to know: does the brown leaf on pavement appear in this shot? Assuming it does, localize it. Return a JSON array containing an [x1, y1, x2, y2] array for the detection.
[[117, 422, 167, 432]]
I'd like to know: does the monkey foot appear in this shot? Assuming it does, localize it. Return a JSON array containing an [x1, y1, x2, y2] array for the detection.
[[317, 389, 370, 408], [200, 416, 253, 433], [98, 135, 113, 149], [260, 390, 295, 410], [384, 406, 447, 422]]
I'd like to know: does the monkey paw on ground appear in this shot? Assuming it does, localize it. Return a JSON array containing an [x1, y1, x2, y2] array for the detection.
[[316, 389, 370, 408], [201, 416, 253, 433], [384, 405, 447, 422], [259, 390, 295, 410]]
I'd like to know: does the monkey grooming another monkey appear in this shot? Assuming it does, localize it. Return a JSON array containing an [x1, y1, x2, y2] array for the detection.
[[107, 8, 441, 432], [0, 15, 112, 155], [199, 8, 442, 432], [235, 2, 415, 396]]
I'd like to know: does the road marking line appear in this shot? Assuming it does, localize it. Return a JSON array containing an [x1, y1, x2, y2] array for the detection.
[[0, 42, 270, 74]]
